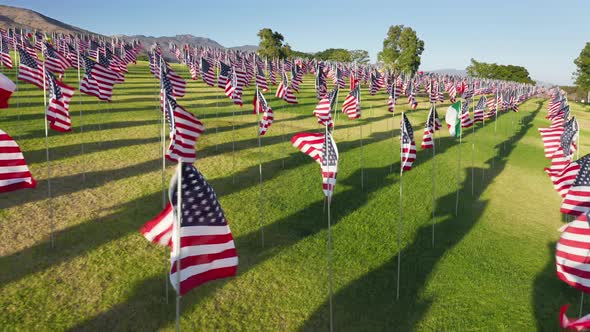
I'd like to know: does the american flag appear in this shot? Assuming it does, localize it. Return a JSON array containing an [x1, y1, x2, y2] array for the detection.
[[276, 71, 297, 104], [561, 154, 590, 216], [291, 131, 339, 197], [313, 87, 337, 128], [556, 213, 590, 294], [80, 55, 119, 102], [43, 41, 71, 74], [46, 71, 74, 132], [387, 80, 397, 113], [485, 96, 497, 120], [421, 105, 442, 149], [291, 65, 303, 92], [218, 61, 231, 89], [0, 129, 36, 192], [446, 82, 457, 103], [159, 65, 186, 98], [255, 64, 268, 92], [17, 47, 44, 89], [164, 95, 204, 164], [342, 84, 361, 119], [253, 86, 274, 136], [335, 67, 345, 89], [539, 126, 564, 158], [560, 303, 590, 331], [546, 117, 579, 175], [0, 35, 12, 69], [200, 57, 216, 86], [407, 82, 418, 110], [141, 163, 238, 296], [460, 100, 474, 128], [473, 96, 486, 122], [268, 60, 276, 85], [189, 61, 199, 80], [400, 113, 416, 172], [315, 63, 327, 99]]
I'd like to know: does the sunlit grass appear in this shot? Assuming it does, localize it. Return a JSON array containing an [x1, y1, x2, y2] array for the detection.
[[1, 61, 589, 330]]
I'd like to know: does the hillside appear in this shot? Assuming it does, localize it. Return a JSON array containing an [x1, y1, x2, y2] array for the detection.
[[0, 4, 96, 35]]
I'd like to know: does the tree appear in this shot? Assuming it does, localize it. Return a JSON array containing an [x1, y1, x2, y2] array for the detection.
[[574, 42, 590, 91], [314, 48, 352, 62], [350, 50, 370, 64], [378, 25, 424, 74], [466, 58, 534, 84], [257, 28, 290, 59]]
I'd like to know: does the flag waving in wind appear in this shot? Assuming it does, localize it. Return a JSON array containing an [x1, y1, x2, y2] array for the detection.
[[400, 113, 416, 171], [291, 131, 339, 197], [141, 163, 238, 295]]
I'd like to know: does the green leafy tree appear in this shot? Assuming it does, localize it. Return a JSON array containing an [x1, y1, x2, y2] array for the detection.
[[257, 28, 290, 59], [574, 42, 590, 91], [466, 59, 534, 84], [315, 48, 352, 62], [378, 25, 424, 74], [350, 49, 370, 64]]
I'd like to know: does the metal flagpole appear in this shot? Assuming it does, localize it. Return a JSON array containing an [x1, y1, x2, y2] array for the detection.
[[455, 100, 463, 217], [431, 103, 436, 248], [397, 112, 404, 300], [493, 91, 498, 169], [325, 122, 334, 332], [175, 161, 183, 332], [580, 293, 585, 317], [359, 80, 364, 191], [41, 47, 54, 248], [76, 40, 85, 182], [159, 54, 169, 302], [481, 95, 486, 185], [215, 65, 219, 152], [255, 86, 265, 248], [471, 97, 475, 196], [281, 102, 286, 169]]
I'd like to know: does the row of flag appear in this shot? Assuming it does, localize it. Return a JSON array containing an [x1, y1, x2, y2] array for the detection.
[[533, 88, 590, 330]]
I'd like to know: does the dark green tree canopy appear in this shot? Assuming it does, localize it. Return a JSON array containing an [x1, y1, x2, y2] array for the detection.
[[574, 42, 590, 91], [378, 25, 424, 74], [257, 28, 290, 59], [466, 59, 534, 84]]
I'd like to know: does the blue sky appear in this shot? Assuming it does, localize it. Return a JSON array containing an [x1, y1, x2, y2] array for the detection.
[[3, 0, 589, 85]]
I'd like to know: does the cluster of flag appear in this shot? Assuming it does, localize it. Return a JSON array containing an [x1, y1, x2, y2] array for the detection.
[[532, 88, 590, 329]]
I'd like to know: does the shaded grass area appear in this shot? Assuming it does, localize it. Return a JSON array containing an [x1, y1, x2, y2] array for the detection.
[[1, 61, 589, 330]]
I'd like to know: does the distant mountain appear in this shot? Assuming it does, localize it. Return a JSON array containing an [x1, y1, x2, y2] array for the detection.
[[0, 4, 98, 35], [426, 68, 468, 76], [230, 45, 259, 52]]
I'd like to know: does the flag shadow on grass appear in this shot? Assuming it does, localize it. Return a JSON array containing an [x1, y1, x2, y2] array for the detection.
[[65, 106, 528, 331], [0, 130, 404, 290], [533, 243, 581, 331], [301, 108, 540, 331]]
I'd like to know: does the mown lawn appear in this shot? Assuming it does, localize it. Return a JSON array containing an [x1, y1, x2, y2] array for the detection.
[[1, 60, 589, 331]]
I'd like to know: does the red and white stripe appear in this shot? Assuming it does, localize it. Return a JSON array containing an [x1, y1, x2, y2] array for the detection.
[[0, 129, 36, 192], [170, 222, 238, 295], [560, 304, 590, 331], [539, 127, 564, 158], [46, 80, 74, 132], [556, 214, 590, 292], [313, 96, 333, 127], [166, 105, 205, 164]]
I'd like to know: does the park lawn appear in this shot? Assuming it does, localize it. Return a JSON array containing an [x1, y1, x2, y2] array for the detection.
[[1, 60, 589, 331]]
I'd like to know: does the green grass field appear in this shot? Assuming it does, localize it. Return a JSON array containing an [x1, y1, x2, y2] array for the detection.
[[1, 61, 590, 331]]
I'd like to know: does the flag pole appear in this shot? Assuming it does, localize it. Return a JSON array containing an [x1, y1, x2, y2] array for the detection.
[[255, 85, 265, 248], [41, 47, 54, 248], [175, 161, 183, 332], [493, 90, 498, 168], [397, 111, 404, 300], [455, 100, 463, 217], [325, 123, 334, 332], [76, 40, 85, 182], [471, 97, 475, 196], [159, 53, 169, 302], [359, 78, 364, 191], [215, 66, 219, 152], [431, 103, 436, 248]]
